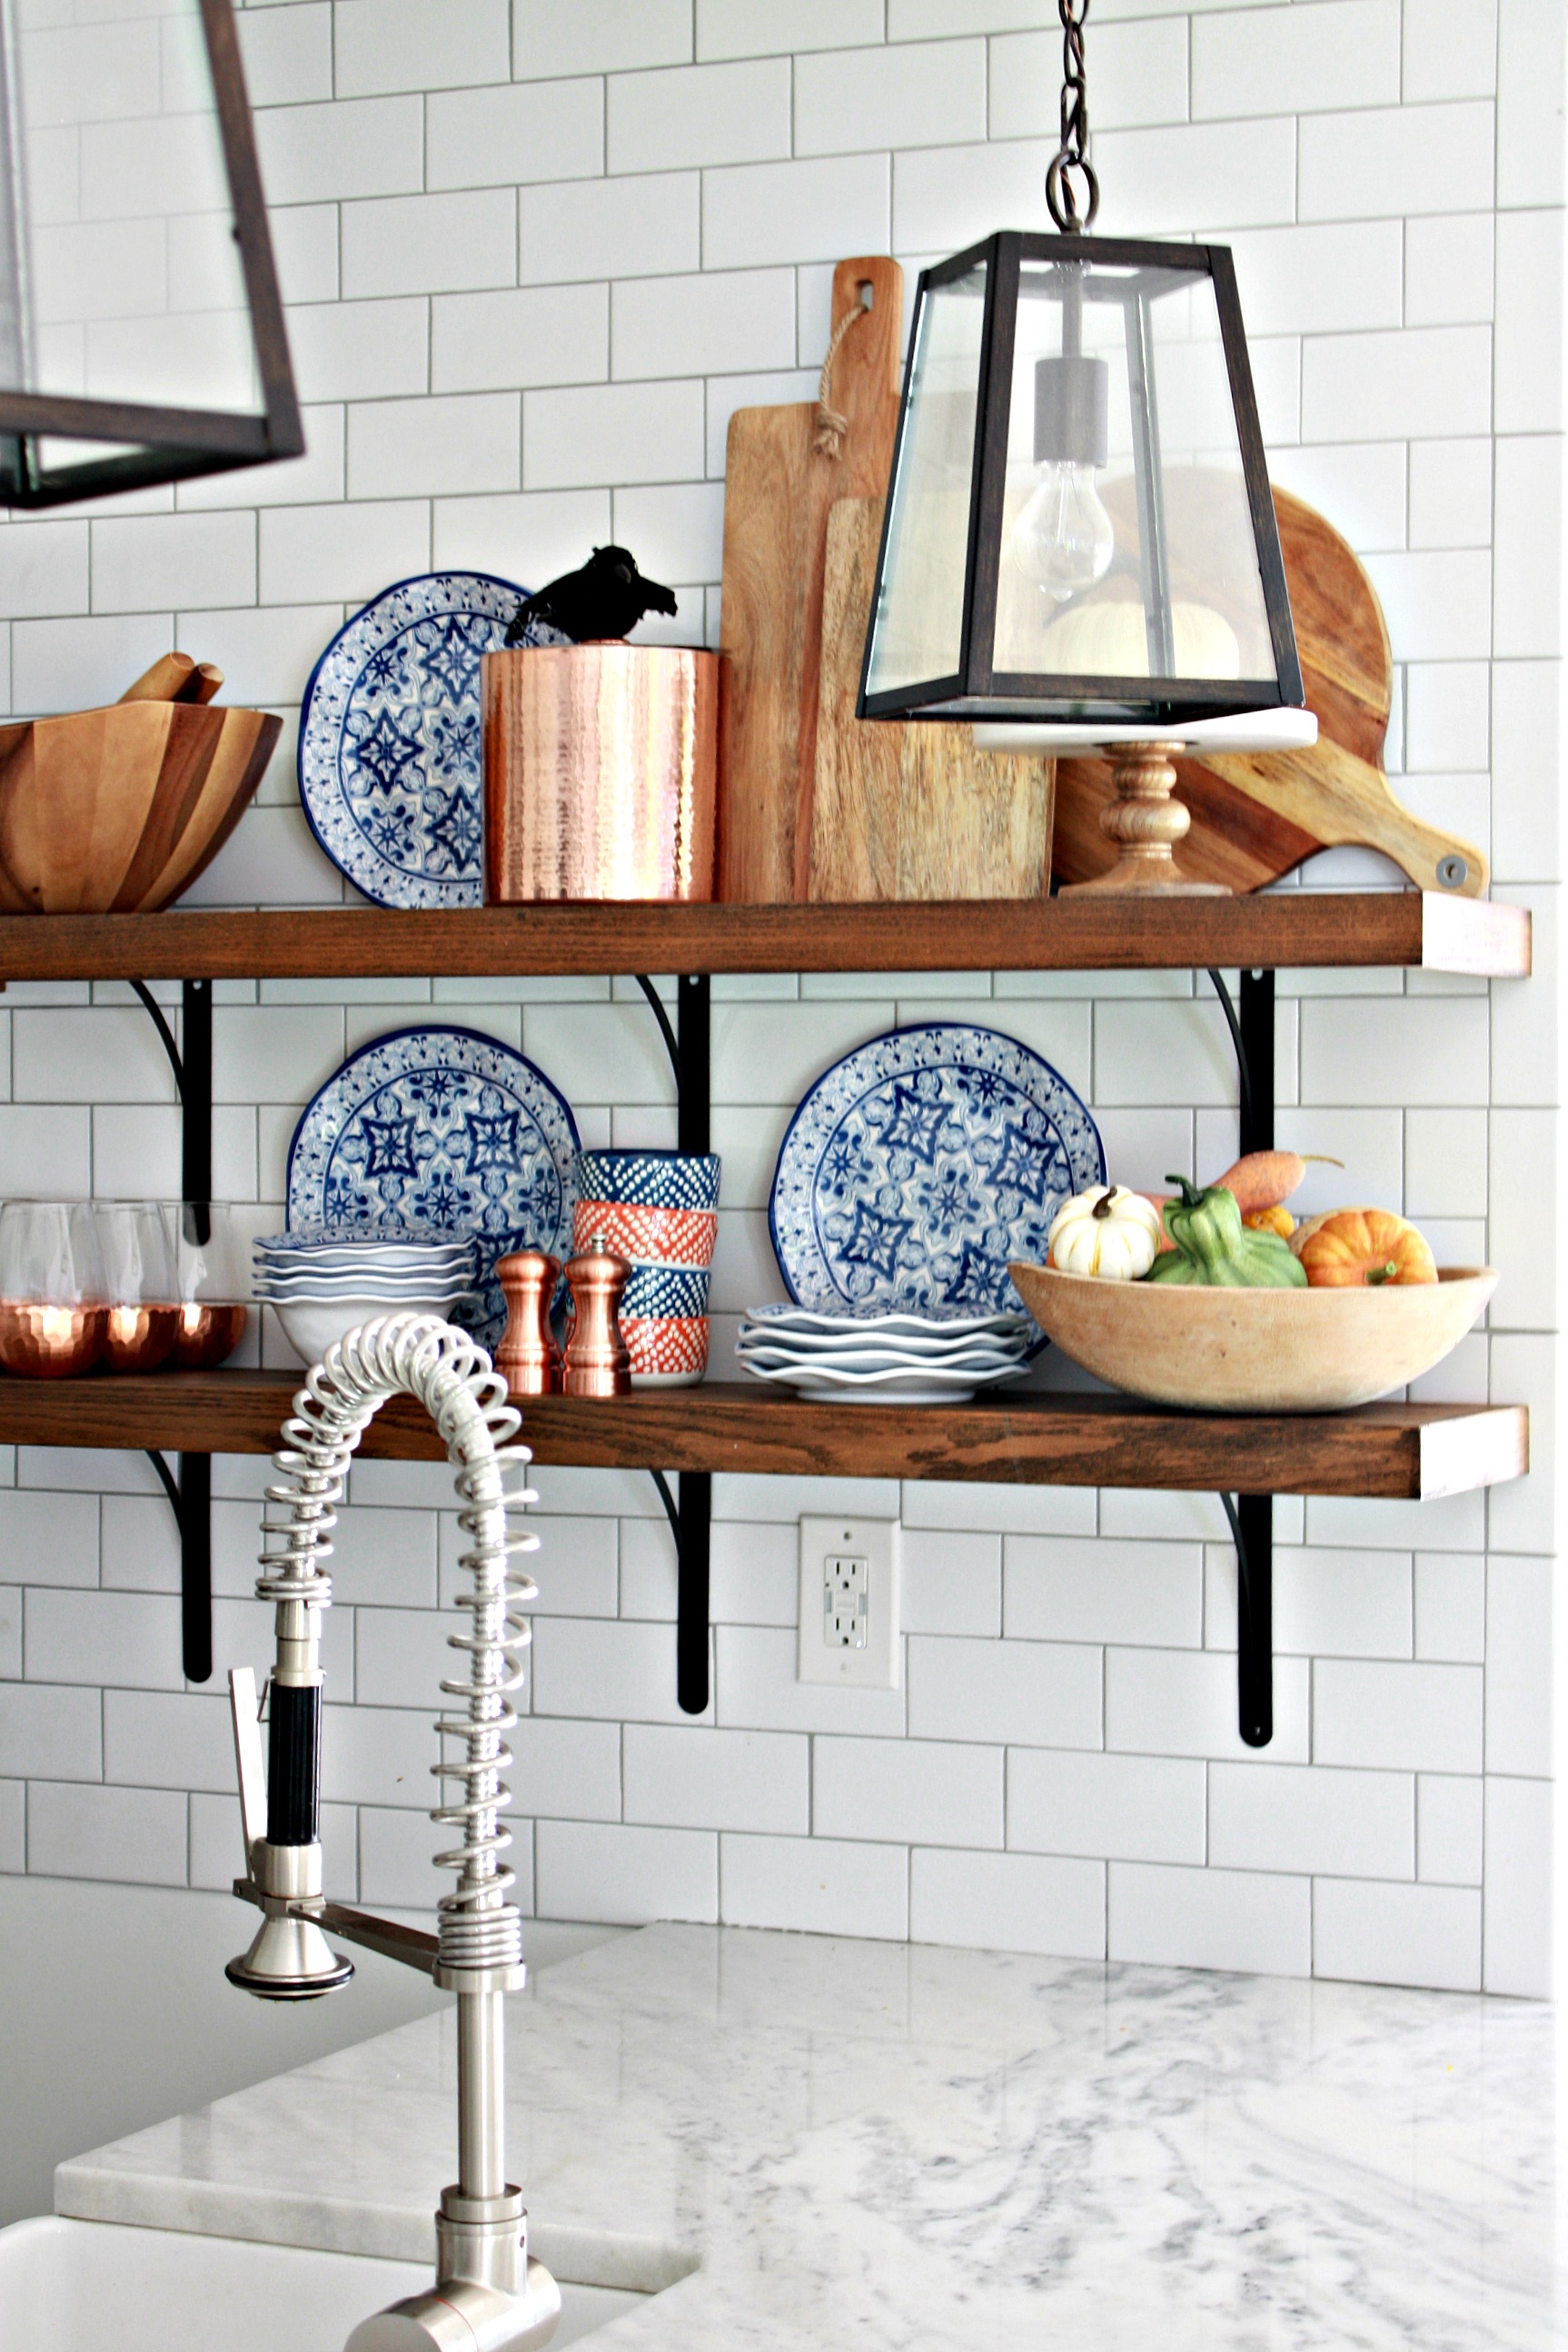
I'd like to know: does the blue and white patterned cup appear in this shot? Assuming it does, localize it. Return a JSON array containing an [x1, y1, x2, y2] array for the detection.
[[573, 1150, 720, 1213]]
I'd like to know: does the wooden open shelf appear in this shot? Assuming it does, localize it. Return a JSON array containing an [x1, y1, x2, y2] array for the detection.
[[0, 1371, 1525, 1500], [0, 890, 1531, 982]]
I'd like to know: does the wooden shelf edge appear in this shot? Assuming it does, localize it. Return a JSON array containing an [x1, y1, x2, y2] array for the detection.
[[0, 1373, 1526, 1501], [0, 892, 1530, 981]]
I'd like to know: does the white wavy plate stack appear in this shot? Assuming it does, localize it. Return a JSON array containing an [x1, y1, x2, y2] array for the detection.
[[737, 1304, 1032, 1404], [253, 1225, 479, 1363]]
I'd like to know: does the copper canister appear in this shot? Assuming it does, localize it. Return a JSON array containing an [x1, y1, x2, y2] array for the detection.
[[561, 1236, 632, 1398], [483, 643, 718, 901], [494, 1250, 561, 1397]]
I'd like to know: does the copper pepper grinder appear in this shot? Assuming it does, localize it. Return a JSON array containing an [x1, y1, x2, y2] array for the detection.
[[493, 1250, 561, 1396], [561, 1234, 631, 1398]]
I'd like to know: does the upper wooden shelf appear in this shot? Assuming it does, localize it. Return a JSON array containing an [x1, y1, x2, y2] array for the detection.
[[0, 892, 1530, 982], [0, 1370, 1525, 1499]]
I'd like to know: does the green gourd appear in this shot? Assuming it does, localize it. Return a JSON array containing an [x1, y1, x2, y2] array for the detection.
[[1143, 1175, 1308, 1289]]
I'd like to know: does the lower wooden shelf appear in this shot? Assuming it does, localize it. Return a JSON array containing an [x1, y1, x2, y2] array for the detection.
[[0, 1372, 1526, 1500]]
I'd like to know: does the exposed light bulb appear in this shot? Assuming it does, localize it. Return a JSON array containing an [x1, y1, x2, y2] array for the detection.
[[1008, 460, 1115, 603]]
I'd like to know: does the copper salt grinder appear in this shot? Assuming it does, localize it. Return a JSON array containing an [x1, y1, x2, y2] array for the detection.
[[561, 1235, 631, 1399], [494, 1250, 561, 1396]]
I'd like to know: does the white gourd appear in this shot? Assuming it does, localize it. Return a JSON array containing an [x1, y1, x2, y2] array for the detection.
[[1047, 1184, 1163, 1281]]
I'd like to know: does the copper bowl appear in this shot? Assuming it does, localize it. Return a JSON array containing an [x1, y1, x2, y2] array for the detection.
[[102, 1302, 180, 1373], [0, 1301, 108, 1377], [169, 1300, 249, 1370]]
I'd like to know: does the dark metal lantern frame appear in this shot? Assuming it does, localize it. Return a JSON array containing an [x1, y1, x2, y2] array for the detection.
[[857, 231, 1303, 728], [0, 0, 303, 509]]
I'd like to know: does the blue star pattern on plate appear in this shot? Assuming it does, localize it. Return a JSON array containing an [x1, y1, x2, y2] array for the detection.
[[298, 571, 567, 909], [769, 1022, 1104, 1320], [286, 1025, 580, 1347]]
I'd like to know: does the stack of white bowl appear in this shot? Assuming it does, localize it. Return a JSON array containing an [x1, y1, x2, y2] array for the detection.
[[736, 1303, 1034, 1404], [253, 1225, 479, 1364]]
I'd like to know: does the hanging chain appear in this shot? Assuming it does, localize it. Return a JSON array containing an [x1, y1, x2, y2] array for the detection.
[[1046, 0, 1099, 232]]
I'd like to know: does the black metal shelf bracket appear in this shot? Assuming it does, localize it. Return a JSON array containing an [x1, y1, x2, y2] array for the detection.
[[130, 977, 214, 1683], [1207, 965, 1276, 1742], [633, 973, 713, 1714]]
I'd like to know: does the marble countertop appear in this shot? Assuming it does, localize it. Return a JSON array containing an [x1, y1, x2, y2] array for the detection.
[[58, 1923, 1561, 2348]]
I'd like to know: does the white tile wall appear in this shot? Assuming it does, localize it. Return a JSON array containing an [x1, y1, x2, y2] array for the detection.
[[0, 0, 1554, 2000]]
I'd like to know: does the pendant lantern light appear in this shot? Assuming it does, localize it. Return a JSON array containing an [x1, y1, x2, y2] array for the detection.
[[858, 0, 1315, 891], [0, 0, 302, 509]]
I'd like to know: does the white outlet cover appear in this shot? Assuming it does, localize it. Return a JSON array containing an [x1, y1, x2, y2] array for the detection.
[[798, 1515, 900, 1689]]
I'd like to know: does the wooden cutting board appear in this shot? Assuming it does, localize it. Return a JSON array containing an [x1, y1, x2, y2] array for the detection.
[[809, 495, 1055, 899], [1052, 489, 1489, 897], [717, 255, 903, 903]]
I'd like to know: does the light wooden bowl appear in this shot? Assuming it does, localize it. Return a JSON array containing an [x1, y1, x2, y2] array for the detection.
[[0, 700, 281, 913], [1008, 1261, 1497, 1413]]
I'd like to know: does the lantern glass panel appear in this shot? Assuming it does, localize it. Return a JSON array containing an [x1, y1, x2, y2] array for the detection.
[[0, 0, 258, 431], [863, 261, 987, 700], [990, 254, 1275, 693]]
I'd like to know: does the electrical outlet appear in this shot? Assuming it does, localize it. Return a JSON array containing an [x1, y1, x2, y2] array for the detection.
[[798, 1515, 899, 1689]]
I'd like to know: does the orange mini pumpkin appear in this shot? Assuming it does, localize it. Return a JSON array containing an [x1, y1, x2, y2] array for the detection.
[[1244, 1203, 1295, 1241], [1295, 1207, 1437, 1288]]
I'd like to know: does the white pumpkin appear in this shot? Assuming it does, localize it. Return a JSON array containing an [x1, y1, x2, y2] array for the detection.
[[1037, 594, 1242, 680], [1047, 1184, 1163, 1281]]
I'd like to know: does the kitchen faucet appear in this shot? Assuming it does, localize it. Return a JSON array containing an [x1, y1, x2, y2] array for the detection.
[[224, 1314, 561, 2352]]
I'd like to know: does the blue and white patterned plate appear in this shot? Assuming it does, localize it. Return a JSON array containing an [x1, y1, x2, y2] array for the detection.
[[298, 571, 565, 909], [769, 1022, 1104, 1321], [286, 1025, 580, 1347]]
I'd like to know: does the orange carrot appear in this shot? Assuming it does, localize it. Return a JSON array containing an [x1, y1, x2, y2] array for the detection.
[[1212, 1150, 1342, 1215]]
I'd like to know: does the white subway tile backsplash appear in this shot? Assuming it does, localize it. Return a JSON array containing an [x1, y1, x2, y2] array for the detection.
[[900, 1530, 1001, 1638], [795, 41, 986, 157], [624, 1723, 807, 1832], [0, 1491, 98, 1591], [612, 267, 796, 381], [332, 0, 510, 98], [716, 1624, 906, 1736], [432, 286, 608, 397], [1404, 0, 1499, 100], [814, 1734, 1003, 1849], [720, 1831, 908, 1939], [1004, 1534, 1203, 1649], [1315, 1660, 1484, 1773], [1299, 99, 1494, 220], [25, 1781, 187, 1888], [533, 1616, 713, 1726], [1109, 1861, 1312, 1977], [1313, 1877, 1481, 1990], [536, 1819, 717, 1925], [1417, 1773, 1484, 1884], [609, 59, 790, 174], [1482, 1774, 1552, 1996], [1484, 1555, 1552, 1777], [0, 521, 88, 620], [0, 1682, 101, 1780], [698, 0, 881, 60], [238, 3, 332, 108], [1210, 1761, 1414, 1880], [906, 1635, 1102, 1752], [910, 1848, 1105, 1958], [342, 191, 517, 301], [347, 394, 521, 501], [1107, 1649, 1311, 1765], [255, 95, 424, 205], [1194, 0, 1399, 120], [701, 154, 889, 270], [103, 1691, 231, 1792], [1008, 1749, 1206, 1866], [521, 173, 701, 285], [989, 21, 1188, 140], [514, 0, 693, 80], [524, 380, 706, 490], [259, 500, 431, 606], [1496, 0, 1565, 209]]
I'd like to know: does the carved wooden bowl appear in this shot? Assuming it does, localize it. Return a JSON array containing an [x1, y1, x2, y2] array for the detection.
[[0, 700, 281, 913], [1008, 1262, 1497, 1414]]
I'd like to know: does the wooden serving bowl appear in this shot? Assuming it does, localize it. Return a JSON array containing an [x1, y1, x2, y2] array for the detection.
[[0, 700, 281, 913], [1008, 1261, 1497, 1414]]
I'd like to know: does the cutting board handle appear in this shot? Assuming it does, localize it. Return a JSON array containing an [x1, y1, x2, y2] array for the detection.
[[816, 258, 904, 459]]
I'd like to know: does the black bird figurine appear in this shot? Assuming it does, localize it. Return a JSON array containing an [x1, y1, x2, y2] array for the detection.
[[504, 545, 678, 645]]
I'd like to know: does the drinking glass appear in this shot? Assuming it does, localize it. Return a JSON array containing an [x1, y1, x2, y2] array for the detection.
[[170, 1201, 250, 1369], [0, 1199, 107, 1376], [94, 1199, 179, 1373]]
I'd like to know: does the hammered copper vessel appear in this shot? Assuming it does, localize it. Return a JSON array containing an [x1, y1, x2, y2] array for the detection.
[[483, 643, 718, 901], [494, 1250, 561, 1397], [169, 1300, 249, 1370], [561, 1236, 631, 1399], [0, 1302, 108, 1377], [103, 1301, 181, 1373]]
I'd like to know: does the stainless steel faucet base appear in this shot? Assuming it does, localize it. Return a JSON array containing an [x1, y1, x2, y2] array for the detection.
[[342, 2260, 561, 2352], [226, 1907, 354, 2001]]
